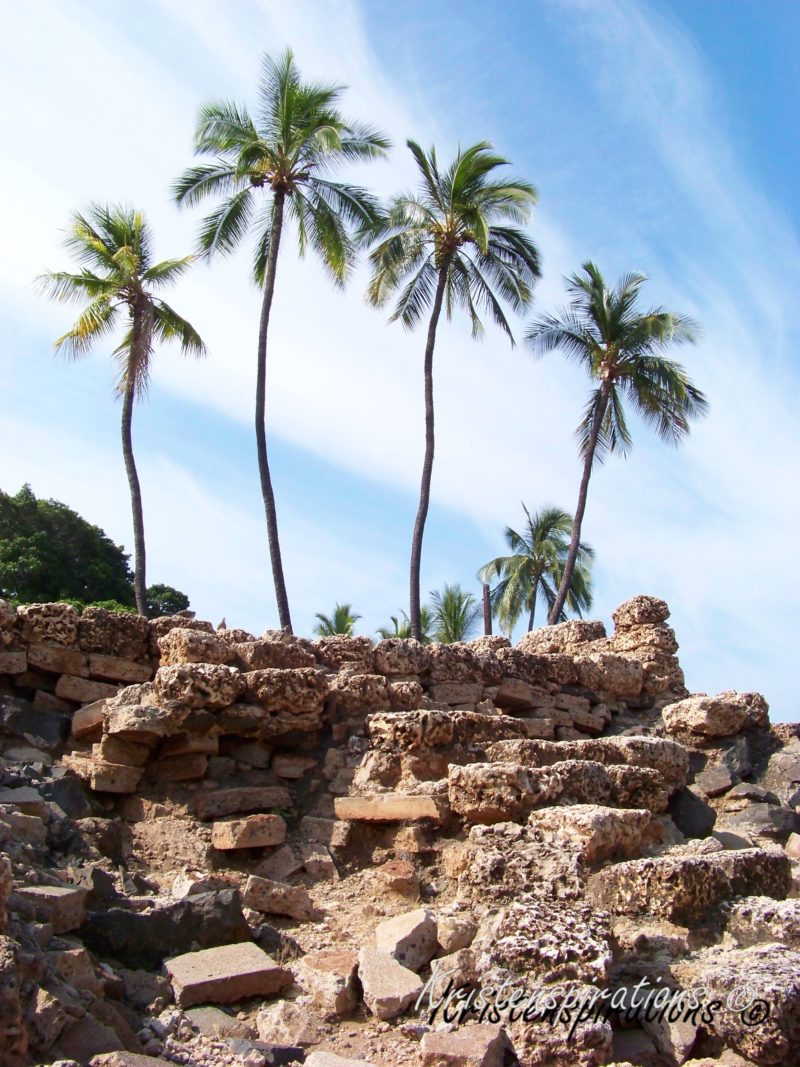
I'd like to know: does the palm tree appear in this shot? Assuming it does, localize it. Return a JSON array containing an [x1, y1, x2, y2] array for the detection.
[[37, 205, 205, 616], [366, 141, 540, 640], [479, 505, 594, 634], [174, 50, 389, 633], [525, 263, 707, 624], [314, 603, 361, 637], [377, 607, 434, 643], [430, 583, 480, 644]]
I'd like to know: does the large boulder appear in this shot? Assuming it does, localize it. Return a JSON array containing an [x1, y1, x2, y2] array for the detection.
[[612, 595, 671, 628], [16, 602, 79, 646], [157, 628, 228, 666], [662, 691, 769, 739], [154, 664, 245, 709]]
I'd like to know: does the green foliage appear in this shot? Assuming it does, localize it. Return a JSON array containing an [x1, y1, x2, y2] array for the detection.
[[146, 583, 190, 617], [479, 505, 594, 633], [0, 485, 135, 605], [314, 602, 361, 636], [430, 583, 480, 644], [377, 607, 434, 644]]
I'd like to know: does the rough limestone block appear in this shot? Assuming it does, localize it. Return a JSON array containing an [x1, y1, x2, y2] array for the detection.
[[88, 761, 144, 794], [211, 814, 286, 850], [16, 885, 88, 933], [193, 786, 291, 820], [334, 794, 447, 823], [375, 908, 438, 972], [165, 942, 292, 1008], [88, 654, 153, 684], [0, 651, 26, 675], [296, 949, 359, 1015], [94, 735, 150, 768], [242, 875, 315, 920], [28, 644, 88, 677], [420, 1023, 510, 1067], [357, 947, 423, 1020], [55, 675, 119, 705], [71, 700, 108, 739]]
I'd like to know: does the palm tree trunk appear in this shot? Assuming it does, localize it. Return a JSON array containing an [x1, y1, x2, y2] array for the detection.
[[482, 583, 492, 636], [527, 575, 540, 631], [255, 190, 292, 633], [121, 377, 147, 616], [548, 380, 612, 624], [409, 265, 448, 640]]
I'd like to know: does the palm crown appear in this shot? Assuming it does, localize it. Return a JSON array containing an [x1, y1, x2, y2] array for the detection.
[[37, 204, 205, 392], [479, 505, 593, 634], [525, 262, 707, 460], [314, 602, 361, 637], [367, 140, 541, 336], [173, 49, 390, 283]]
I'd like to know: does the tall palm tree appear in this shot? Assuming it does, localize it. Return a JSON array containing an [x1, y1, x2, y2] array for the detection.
[[479, 504, 594, 634], [367, 141, 540, 639], [314, 602, 361, 637], [174, 50, 389, 633], [430, 583, 480, 644], [37, 205, 205, 615], [377, 607, 434, 643], [525, 262, 707, 624]]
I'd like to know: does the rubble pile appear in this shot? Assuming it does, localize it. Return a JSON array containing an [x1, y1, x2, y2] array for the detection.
[[0, 594, 797, 1067]]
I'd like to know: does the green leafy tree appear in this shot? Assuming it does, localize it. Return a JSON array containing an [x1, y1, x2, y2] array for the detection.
[[0, 485, 135, 605], [430, 583, 480, 644], [37, 205, 205, 616], [314, 602, 361, 636], [377, 607, 434, 643], [525, 263, 707, 623], [479, 504, 594, 634], [146, 583, 190, 617], [367, 141, 540, 640], [174, 49, 389, 633]]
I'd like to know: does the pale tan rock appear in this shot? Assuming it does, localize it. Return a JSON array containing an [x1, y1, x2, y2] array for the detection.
[[211, 814, 286, 850], [663, 691, 769, 738], [159, 732, 218, 757], [0, 855, 10, 932], [306, 1053, 380, 1067], [296, 948, 359, 1015], [0, 811, 47, 846], [94, 735, 150, 767], [87, 654, 153, 684], [727, 895, 800, 948], [375, 908, 438, 972], [517, 619, 607, 654], [612, 595, 671, 628], [301, 816, 350, 849], [420, 1023, 510, 1066], [47, 947, 100, 993], [448, 762, 535, 823], [0, 651, 26, 674], [26, 985, 68, 1051], [334, 794, 447, 823], [234, 636, 317, 671], [436, 914, 477, 954], [272, 754, 317, 778], [56, 674, 119, 704], [165, 942, 292, 1008], [193, 785, 291, 820], [0, 599, 16, 648], [377, 858, 418, 895], [148, 753, 208, 781], [157, 628, 228, 666], [16, 602, 79, 646], [72, 699, 108, 739], [154, 663, 244, 708], [312, 635, 374, 671], [255, 998, 324, 1047], [78, 606, 150, 659], [28, 643, 88, 676], [527, 804, 656, 864], [16, 884, 88, 933], [254, 845, 304, 882], [357, 946, 423, 1020], [88, 761, 144, 793], [787, 832, 800, 860], [372, 638, 430, 675], [104, 701, 190, 746], [428, 682, 484, 706], [244, 667, 329, 713], [329, 671, 390, 713], [243, 874, 315, 920], [301, 842, 338, 880]]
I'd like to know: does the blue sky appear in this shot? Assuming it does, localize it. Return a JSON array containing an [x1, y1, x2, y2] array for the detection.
[[1, 0, 798, 719]]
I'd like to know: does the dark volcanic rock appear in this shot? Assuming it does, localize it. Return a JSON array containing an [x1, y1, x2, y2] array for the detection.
[[79, 888, 251, 968]]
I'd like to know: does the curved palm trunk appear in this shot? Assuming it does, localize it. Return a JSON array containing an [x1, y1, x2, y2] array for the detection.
[[527, 575, 540, 631], [121, 378, 147, 616], [255, 190, 292, 633], [548, 379, 612, 625], [409, 265, 448, 641]]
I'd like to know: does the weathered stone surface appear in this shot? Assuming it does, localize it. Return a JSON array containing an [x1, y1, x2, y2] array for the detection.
[[357, 947, 423, 1020], [0, 651, 26, 674], [211, 814, 287, 850], [0, 695, 71, 751], [88, 760, 144, 793], [254, 845, 304, 883], [255, 998, 324, 1048], [17, 603, 79, 646], [663, 691, 770, 739], [80, 889, 251, 968], [88, 654, 153, 684], [448, 762, 535, 824], [78, 607, 150, 659], [329, 671, 390, 713], [727, 896, 800, 949], [312, 635, 374, 672], [157, 628, 228, 666], [15, 884, 88, 932], [104, 702, 190, 746], [0, 856, 10, 933], [587, 848, 790, 923], [420, 1023, 510, 1067], [372, 639, 430, 676], [517, 620, 607, 654], [697, 762, 736, 797], [28, 643, 88, 676], [0, 600, 16, 647], [243, 875, 315, 921], [193, 786, 291, 820], [72, 699, 108, 739], [375, 908, 438, 972], [154, 664, 244, 708], [95, 734, 150, 767], [486, 735, 689, 792], [761, 744, 800, 807], [306, 1054, 380, 1067], [429, 682, 484, 706], [473, 899, 612, 986], [527, 804, 656, 864], [148, 753, 208, 781], [244, 667, 329, 712], [612, 595, 671, 628], [494, 677, 554, 711], [56, 674, 119, 704], [334, 794, 448, 823], [295, 949, 359, 1015], [436, 913, 477, 955], [272, 753, 316, 778], [165, 942, 292, 1008]]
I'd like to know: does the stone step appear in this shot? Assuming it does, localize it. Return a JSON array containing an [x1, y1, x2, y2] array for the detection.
[[485, 735, 689, 791], [587, 846, 791, 924], [165, 942, 292, 1008], [448, 759, 669, 824], [334, 793, 449, 823]]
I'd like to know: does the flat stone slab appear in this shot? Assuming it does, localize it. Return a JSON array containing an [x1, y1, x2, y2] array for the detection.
[[193, 786, 292, 820], [165, 942, 292, 1008], [211, 814, 286, 850], [334, 794, 448, 823], [16, 884, 88, 933], [56, 674, 119, 704], [358, 946, 423, 1020]]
